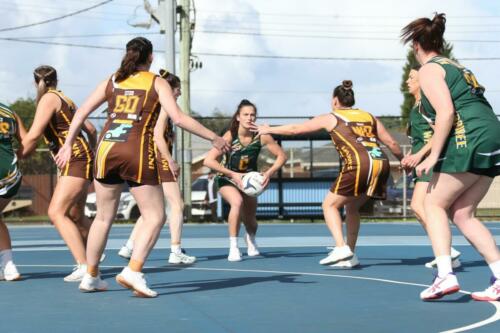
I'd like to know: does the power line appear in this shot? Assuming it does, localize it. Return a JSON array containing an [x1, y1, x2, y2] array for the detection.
[[0, 2, 131, 18], [0, 37, 124, 50], [199, 18, 500, 29], [196, 10, 500, 20], [197, 25, 500, 35], [2, 37, 500, 61], [194, 51, 500, 62], [5, 29, 500, 44], [5, 32, 162, 40], [0, 0, 114, 33], [196, 30, 500, 43]]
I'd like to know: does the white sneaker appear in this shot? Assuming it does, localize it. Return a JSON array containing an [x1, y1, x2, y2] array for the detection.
[[116, 266, 157, 298], [319, 246, 353, 265], [450, 247, 461, 260], [169, 250, 196, 264], [471, 277, 500, 302], [1, 261, 21, 281], [420, 273, 460, 301], [79, 273, 108, 292], [228, 247, 242, 262], [118, 246, 133, 260], [64, 264, 87, 282], [245, 234, 260, 257], [330, 254, 360, 268], [425, 258, 462, 269]]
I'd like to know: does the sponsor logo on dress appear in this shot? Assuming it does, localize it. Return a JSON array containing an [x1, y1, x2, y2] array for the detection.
[[453, 113, 467, 148]]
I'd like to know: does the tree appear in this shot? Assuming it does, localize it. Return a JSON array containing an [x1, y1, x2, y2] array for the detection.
[[192, 108, 231, 135], [9, 98, 54, 175], [400, 42, 456, 124]]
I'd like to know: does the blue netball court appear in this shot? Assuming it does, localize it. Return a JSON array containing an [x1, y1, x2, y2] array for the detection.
[[1, 222, 500, 333]]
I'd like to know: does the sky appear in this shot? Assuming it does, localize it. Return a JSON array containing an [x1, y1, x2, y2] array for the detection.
[[1, 0, 500, 122]]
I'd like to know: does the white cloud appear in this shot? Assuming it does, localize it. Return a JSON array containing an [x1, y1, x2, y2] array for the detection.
[[0, 0, 499, 118]]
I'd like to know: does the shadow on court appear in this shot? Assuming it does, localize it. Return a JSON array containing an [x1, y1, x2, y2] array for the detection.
[[152, 273, 313, 296], [349, 257, 485, 271], [178, 250, 329, 262]]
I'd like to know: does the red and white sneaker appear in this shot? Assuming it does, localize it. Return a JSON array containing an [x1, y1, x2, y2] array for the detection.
[[471, 277, 500, 302], [420, 273, 460, 301]]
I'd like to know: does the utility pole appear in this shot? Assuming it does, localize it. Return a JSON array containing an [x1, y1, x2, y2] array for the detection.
[[133, 0, 193, 219], [158, 0, 176, 73], [179, 0, 192, 219], [134, 1, 176, 72]]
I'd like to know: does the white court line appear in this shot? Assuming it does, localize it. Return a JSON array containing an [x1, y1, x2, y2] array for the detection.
[[16, 264, 500, 333], [11, 236, 500, 250]]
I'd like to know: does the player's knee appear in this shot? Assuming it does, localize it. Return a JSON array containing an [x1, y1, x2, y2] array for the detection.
[[230, 197, 243, 210], [47, 204, 64, 222], [410, 202, 425, 221], [450, 207, 472, 226]]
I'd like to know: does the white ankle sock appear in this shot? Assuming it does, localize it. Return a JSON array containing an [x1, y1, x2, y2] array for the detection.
[[125, 239, 134, 250], [171, 244, 181, 254], [246, 233, 256, 246], [488, 260, 500, 279], [0, 249, 13, 267], [229, 237, 238, 248], [436, 255, 453, 277]]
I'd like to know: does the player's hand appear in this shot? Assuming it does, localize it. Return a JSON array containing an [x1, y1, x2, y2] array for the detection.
[[212, 135, 231, 153], [261, 171, 271, 188], [249, 122, 271, 136], [230, 172, 244, 189], [168, 159, 180, 181], [401, 152, 423, 169], [415, 155, 438, 177], [54, 144, 72, 170]]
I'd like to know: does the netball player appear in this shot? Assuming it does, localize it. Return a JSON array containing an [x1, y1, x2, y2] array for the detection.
[[118, 69, 196, 265], [204, 99, 287, 262], [402, 13, 500, 301], [402, 66, 461, 269], [0, 102, 26, 281], [55, 37, 229, 297], [252, 81, 403, 267], [19, 66, 96, 282]]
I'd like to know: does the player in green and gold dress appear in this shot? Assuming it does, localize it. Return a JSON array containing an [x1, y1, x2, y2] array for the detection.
[[402, 66, 462, 269], [402, 12, 500, 301], [204, 99, 287, 262], [0, 102, 26, 281]]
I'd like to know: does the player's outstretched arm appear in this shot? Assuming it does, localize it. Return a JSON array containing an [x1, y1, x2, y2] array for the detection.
[[155, 77, 229, 153], [250, 113, 336, 136]]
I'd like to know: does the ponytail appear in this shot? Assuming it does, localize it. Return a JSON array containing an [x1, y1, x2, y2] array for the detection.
[[33, 65, 57, 104], [159, 69, 181, 89], [115, 37, 153, 82], [401, 13, 446, 53]]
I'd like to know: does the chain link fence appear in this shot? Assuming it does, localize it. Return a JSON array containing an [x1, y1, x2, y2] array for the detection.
[[3, 115, 500, 221]]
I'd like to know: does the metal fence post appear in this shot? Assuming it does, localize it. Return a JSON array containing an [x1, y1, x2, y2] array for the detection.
[[402, 145, 408, 220]]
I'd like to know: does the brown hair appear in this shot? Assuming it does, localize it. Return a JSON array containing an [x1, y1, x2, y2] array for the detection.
[[115, 37, 153, 82], [159, 69, 181, 89], [33, 65, 57, 104], [401, 13, 446, 53], [333, 80, 355, 107], [229, 99, 257, 139]]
